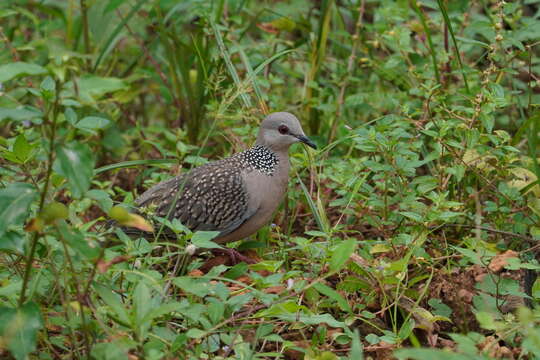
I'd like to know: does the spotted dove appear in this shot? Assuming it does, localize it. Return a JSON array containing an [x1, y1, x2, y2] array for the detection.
[[133, 112, 316, 246]]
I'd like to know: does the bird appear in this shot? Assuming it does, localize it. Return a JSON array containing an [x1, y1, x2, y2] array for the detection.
[[131, 112, 316, 261]]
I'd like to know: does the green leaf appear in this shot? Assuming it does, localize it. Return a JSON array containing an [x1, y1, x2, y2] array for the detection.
[[0, 62, 47, 82], [475, 311, 497, 330], [40, 76, 55, 100], [0, 182, 37, 236], [349, 329, 364, 360], [75, 75, 127, 103], [12, 133, 35, 164], [223, 262, 248, 280], [0, 302, 44, 360], [93, 283, 130, 326], [191, 231, 222, 249], [86, 189, 113, 212], [64, 108, 78, 125], [0, 106, 43, 122], [398, 318, 415, 340], [2, 134, 35, 164], [329, 239, 356, 272], [186, 328, 206, 339], [173, 277, 213, 297], [90, 339, 135, 360], [75, 116, 111, 132], [133, 282, 152, 326], [54, 143, 94, 198], [207, 298, 225, 324], [0, 231, 25, 253], [399, 211, 424, 222], [313, 282, 351, 313], [395, 349, 471, 360], [57, 221, 101, 260]]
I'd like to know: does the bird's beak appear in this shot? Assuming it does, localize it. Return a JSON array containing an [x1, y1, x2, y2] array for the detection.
[[295, 134, 317, 149]]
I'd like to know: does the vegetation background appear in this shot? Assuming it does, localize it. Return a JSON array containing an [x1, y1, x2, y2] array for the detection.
[[1, 0, 540, 359]]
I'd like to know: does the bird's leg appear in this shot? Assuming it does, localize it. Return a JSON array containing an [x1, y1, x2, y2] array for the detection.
[[211, 248, 257, 264]]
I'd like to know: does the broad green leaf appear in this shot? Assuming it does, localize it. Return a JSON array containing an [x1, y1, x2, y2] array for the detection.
[[142, 301, 186, 324], [207, 298, 225, 324], [329, 239, 356, 272], [75, 116, 111, 132], [133, 282, 152, 326], [0, 106, 43, 122], [0, 302, 43, 360], [0, 231, 25, 253], [40, 76, 55, 100], [1, 134, 35, 164], [86, 189, 113, 212], [54, 143, 94, 198], [223, 262, 248, 280], [13, 133, 35, 163], [186, 328, 206, 339], [93, 283, 130, 326], [57, 221, 101, 260], [64, 108, 78, 125], [313, 282, 351, 313], [394, 348, 471, 360], [0, 182, 37, 236], [399, 211, 424, 222], [398, 318, 415, 340], [173, 277, 213, 297], [191, 231, 222, 249], [349, 329, 364, 360], [0, 62, 47, 82], [75, 75, 126, 103], [90, 339, 134, 360], [475, 311, 498, 331]]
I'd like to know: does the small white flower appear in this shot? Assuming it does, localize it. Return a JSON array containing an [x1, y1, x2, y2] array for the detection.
[[286, 278, 294, 290], [185, 244, 197, 255]]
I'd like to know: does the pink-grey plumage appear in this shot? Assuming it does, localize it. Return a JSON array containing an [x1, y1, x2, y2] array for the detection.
[[134, 112, 316, 245]]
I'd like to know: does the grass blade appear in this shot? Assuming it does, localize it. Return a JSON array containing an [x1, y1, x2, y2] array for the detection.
[[210, 18, 252, 109], [95, 159, 178, 174], [93, 0, 146, 72], [436, 0, 470, 93]]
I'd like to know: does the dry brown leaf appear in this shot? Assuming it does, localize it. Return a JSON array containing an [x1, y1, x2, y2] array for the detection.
[[488, 250, 519, 273], [121, 213, 153, 232], [350, 253, 370, 268], [97, 255, 132, 273], [256, 23, 279, 34], [263, 286, 285, 294], [188, 269, 204, 277], [457, 289, 474, 303], [478, 335, 515, 359]]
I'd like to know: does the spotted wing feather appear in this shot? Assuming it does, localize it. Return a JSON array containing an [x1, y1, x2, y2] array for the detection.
[[135, 160, 251, 236]]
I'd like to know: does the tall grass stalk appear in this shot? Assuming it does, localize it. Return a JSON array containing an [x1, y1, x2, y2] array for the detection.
[[305, 0, 334, 134], [211, 19, 253, 109], [409, 0, 441, 85], [330, 0, 365, 143], [436, 0, 470, 94]]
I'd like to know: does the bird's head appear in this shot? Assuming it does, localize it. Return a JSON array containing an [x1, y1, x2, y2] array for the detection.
[[256, 112, 317, 151]]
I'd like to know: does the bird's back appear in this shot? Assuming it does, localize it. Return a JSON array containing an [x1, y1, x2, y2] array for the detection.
[[135, 145, 282, 238]]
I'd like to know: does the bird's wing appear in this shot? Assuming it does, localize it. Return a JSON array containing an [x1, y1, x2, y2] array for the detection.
[[135, 163, 254, 237]]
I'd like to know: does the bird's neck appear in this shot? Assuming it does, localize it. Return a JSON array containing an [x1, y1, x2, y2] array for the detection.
[[245, 144, 288, 176]]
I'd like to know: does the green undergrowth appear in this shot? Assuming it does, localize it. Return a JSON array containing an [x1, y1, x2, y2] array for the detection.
[[1, 0, 540, 359]]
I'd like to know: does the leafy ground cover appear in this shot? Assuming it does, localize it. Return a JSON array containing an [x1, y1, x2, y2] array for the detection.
[[1, 0, 540, 359]]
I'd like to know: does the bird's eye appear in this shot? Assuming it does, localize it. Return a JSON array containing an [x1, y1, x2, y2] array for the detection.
[[278, 125, 289, 135]]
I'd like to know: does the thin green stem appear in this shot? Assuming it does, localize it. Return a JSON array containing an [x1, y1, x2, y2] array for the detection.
[[80, 0, 90, 69], [410, 0, 440, 84], [437, 0, 470, 93], [19, 80, 61, 306]]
